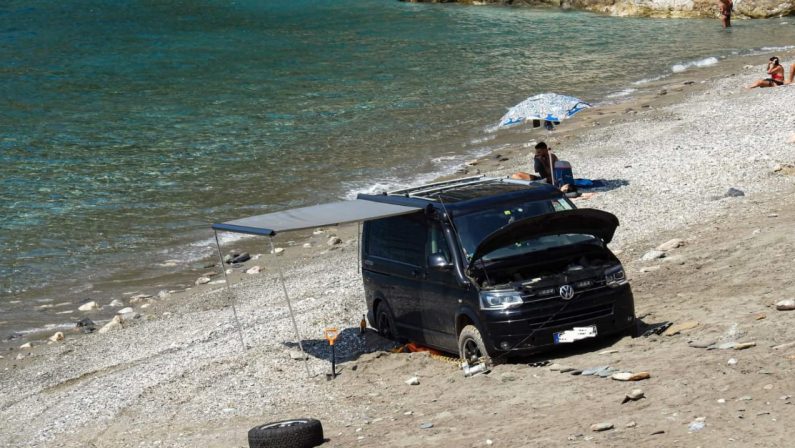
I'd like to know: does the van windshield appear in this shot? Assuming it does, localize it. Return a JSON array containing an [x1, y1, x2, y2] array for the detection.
[[453, 198, 595, 261]]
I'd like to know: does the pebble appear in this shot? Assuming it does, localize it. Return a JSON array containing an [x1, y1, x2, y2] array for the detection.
[[688, 339, 716, 348], [625, 421, 637, 428], [130, 293, 151, 301], [639, 266, 660, 273], [612, 371, 650, 381], [738, 395, 752, 401], [656, 238, 684, 251], [734, 342, 756, 350], [303, 243, 312, 248], [622, 389, 645, 404], [775, 299, 795, 311], [19, 342, 32, 349], [117, 307, 134, 315], [641, 250, 665, 261], [486, 439, 493, 446], [48, 332, 64, 343], [16, 353, 25, 360], [662, 321, 699, 336], [688, 417, 706, 432], [717, 398, 726, 404], [581, 366, 610, 376], [590, 422, 613, 432], [78, 301, 99, 311], [195, 277, 211, 285], [108, 299, 124, 307], [726, 187, 745, 197], [327, 236, 343, 246], [405, 377, 420, 386], [763, 384, 774, 390], [245, 266, 261, 275], [728, 358, 737, 365], [419, 422, 433, 429], [273, 248, 285, 255]]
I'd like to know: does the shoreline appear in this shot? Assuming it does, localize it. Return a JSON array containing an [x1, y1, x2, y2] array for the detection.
[[6, 45, 795, 348], [2, 50, 795, 446], [4, 46, 795, 344]]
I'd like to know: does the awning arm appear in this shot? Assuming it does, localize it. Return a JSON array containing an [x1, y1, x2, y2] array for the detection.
[[270, 236, 313, 378], [214, 230, 247, 352], [212, 223, 276, 237]]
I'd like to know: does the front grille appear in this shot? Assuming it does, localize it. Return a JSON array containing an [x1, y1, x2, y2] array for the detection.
[[524, 303, 614, 330], [521, 276, 608, 304]]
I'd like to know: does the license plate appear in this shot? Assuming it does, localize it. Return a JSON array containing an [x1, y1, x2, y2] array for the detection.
[[553, 325, 597, 344]]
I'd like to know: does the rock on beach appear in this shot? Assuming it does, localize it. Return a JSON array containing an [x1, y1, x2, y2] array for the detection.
[[775, 299, 795, 311], [98, 315, 123, 334]]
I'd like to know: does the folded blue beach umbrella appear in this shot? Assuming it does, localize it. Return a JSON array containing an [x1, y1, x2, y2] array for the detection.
[[499, 93, 591, 128]]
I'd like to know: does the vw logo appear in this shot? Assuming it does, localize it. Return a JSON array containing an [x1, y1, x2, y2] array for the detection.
[[559, 284, 575, 301]]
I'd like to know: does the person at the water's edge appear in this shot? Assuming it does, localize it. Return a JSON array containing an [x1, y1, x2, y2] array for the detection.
[[533, 142, 558, 184], [718, 0, 732, 28], [747, 56, 784, 89]]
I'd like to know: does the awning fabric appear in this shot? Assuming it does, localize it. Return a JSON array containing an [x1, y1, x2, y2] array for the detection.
[[212, 199, 422, 237]]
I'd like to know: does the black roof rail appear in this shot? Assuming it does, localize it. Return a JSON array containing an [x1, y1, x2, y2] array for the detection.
[[388, 175, 501, 198]]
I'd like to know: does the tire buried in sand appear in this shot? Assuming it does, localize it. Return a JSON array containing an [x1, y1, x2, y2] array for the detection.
[[248, 418, 323, 448]]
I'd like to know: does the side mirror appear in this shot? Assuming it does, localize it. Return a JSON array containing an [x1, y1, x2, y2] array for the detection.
[[428, 254, 453, 271]]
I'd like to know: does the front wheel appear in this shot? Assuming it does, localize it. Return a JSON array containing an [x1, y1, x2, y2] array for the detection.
[[458, 325, 492, 366]]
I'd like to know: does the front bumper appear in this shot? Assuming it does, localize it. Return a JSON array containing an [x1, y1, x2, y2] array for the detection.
[[481, 283, 635, 354]]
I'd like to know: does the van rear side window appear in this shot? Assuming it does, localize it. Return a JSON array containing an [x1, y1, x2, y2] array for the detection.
[[365, 213, 426, 266]]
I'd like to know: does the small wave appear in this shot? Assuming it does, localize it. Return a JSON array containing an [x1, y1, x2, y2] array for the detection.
[[605, 88, 636, 99], [430, 155, 458, 164], [470, 134, 496, 145], [671, 57, 719, 73], [759, 45, 795, 51], [632, 74, 670, 85], [16, 322, 77, 336]]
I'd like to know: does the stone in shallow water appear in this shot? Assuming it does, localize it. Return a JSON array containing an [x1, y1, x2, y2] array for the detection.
[[78, 301, 98, 311]]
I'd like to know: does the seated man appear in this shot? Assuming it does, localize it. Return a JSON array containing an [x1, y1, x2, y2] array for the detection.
[[533, 141, 558, 184]]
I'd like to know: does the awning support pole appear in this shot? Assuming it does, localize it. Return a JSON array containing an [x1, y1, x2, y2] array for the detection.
[[356, 222, 362, 274], [214, 230, 247, 352], [269, 237, 312, 378]]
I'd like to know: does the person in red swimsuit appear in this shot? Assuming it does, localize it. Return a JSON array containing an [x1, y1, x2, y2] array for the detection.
[[747, 56, 784, 88], [718, 0, 733, 28]]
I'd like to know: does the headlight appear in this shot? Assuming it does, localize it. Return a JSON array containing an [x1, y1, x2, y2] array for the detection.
[[479, 290, 524, 310], [605, 265, 627, 288]]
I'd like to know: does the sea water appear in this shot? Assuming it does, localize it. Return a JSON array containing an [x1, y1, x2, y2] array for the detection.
[[2, 0, 795, 334]]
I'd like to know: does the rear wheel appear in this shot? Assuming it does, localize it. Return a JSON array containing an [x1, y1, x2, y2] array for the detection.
[[376, 302, 398, 341], [458, 325, 492, 366]]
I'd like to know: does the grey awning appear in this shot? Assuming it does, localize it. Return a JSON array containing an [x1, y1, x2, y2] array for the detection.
[[212, 199, 423, 237]]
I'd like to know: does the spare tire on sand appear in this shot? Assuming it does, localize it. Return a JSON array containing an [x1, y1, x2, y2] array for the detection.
[[248, 418, 324, 448]]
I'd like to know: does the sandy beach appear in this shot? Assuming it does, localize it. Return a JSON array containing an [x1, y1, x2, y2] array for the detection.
[[2, 55, 795, 447]]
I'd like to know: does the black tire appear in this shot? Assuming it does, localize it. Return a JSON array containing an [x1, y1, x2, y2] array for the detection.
[[375, 301, 398, 341], [458, 325, 492, 366], [248, 418, 323, 448]]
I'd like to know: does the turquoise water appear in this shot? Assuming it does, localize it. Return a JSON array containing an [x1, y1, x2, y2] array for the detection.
[[2, 0, 795, 320]]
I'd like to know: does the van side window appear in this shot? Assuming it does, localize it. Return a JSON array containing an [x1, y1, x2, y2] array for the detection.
[[428, 223, 451, 262], [366, 213, 426, 266]]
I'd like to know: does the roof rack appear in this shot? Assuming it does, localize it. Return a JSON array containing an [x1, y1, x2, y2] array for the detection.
[[388, 175, 500, 198]]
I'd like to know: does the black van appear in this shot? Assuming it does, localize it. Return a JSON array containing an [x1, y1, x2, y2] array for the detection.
[[359, 177, 635, 365]]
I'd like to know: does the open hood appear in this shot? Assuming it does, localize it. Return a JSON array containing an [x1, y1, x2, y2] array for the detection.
[[468, 209, 619, 268]]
